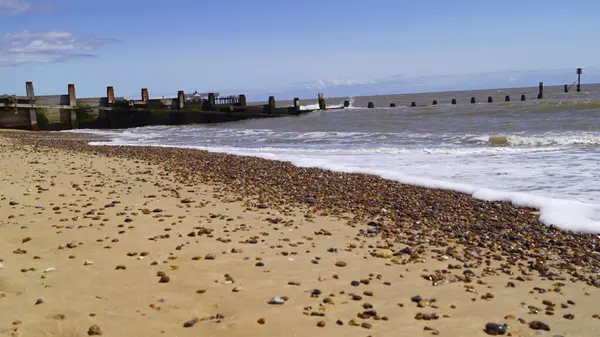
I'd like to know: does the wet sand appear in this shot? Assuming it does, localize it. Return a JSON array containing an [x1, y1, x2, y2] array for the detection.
[[0, 131, 599, 337]]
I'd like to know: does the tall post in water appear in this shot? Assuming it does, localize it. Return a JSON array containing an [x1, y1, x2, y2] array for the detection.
[[107, 86, 115, 104], [505, 95, 510, 102], [451, 99, 457, 105], [521, 94, 526, 101], [343, 100, 350, 108], [470, 97, 476, 104], [318, 93, 326, 110], [26, 81, 38, 131], [207, 93, 216, 109], [268, 96, 276, 114], [141, 88, 149, 102], [367, 102, 374, 108], [537, 82, 544, 99], [488, 96, 493, 103], [432, 100, 438, 105], [293, 98, 300, 111], [239, 94, 247, 106], [564, 84, 569, 93], [177, 91, 185, 110], [390, 103, 396, 108], [410, 102, 416, 107], [68, 84, 78, 129], [577, 68, 582, 92]]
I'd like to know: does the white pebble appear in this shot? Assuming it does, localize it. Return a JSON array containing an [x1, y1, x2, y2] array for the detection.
[[84, 260, 94, 266], [43, 267, 56, 273], [0, 263, 4, 269]]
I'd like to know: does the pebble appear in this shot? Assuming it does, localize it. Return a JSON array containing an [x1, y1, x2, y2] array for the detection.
[[411, 295, 422, 303], [43, 267, 56, 273], [563, 314, 574, 320], [529, 321, 550, 331], [84, 260, 94, 266], [0, 263, 3, 270], [361, 322, 372, 329], [159, 275, 170, 283], [205, 253, 216, 260], [373, 249, 393, 258], [335, 261, 347, 267], [485, 322, 506, 335], [257, 318, 266, 325], [316, 321, 326, 327], [351, 280, 360, 287], [87, 324, 103, 335], [115, 265, 126, 270], [183, 318, 198, 328], [35, 298, 43, 305], [269, 296, 285, 305]]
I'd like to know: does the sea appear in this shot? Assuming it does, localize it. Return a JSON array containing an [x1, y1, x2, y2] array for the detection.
[[66, 84, 600, 233]]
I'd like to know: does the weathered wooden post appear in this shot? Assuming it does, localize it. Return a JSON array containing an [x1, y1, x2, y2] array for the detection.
[[177, 91, 185, 110], [410, 102, 416, 107], [432, 100, 438, 105], [367, 102, 374, 108], [141, 88, 149, 102], [471, 97, 476, 104], [293, 98, 300, 111], [451, 99, 457, 105], [488, 96, 493, 103], [577, 68, 582, 92], [318, 93, 326, 110], [537, 82, 544, 99], [390, 103, 396, 107], [239, 94, 247, 106], [268, 96, 276, 114], [68, 84, 78, 129], [564, 84, 569, 93], [207, 93, 216, 109], [343, 100, 350, 108], [505, 95, 510, 102], [107, 86, 115, 104], [521, 94, 526, 101], [25, 81, 38, 131]]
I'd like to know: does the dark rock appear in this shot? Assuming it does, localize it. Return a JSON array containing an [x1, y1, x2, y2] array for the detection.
[[484, 322, 506, 335], [411, 295, 422, 303], [529, 321, 550, 331]]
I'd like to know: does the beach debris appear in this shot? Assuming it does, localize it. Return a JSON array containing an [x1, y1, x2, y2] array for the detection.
[[183, 318, 198, 328], [257, 318, 266, 325], [529, 321, 550, 331], [373, 249, 393, 258], [159, 275, 170, 283], [43, 267, 56, 273], [268, 296, 285, 305], [84, 260, 94, 266], [316, 321, 326, 327]]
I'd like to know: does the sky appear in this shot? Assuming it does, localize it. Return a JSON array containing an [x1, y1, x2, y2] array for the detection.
[[1, 0, 600, 100]]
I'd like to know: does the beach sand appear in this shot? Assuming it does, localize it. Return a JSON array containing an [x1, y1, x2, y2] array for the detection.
[[0, 131, 599, 337]]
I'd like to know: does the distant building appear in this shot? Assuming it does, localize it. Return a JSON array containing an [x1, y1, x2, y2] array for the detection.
[[185, 91, 219, 102]]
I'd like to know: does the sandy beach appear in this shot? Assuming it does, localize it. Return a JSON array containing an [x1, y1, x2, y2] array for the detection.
[[0, 131, 599, 337]]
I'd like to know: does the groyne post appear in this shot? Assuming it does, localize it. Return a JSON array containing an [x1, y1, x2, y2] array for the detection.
[[432, 100, 438, 105], [390, 103, 396, 107], [367, 102, 374, 108], [451, 99, 457, 105], [141, 88, 149, 102], [293, 98, 300, 111], [318, 93, 326, 110], [521, 94, 526, 101], [470, 97, 476, 104], [505, 95, 510, 102], [488, 96, 493, 103], [268, 96, 276, 114], [343, 100, 350, 108], [26, 81, 38, 131], [537, 82, 543, 99], [411, 102, 416, 107], [577, 68, 582, 92], [564, 84, 569, 93], [107, 86, 115, 104], [177, 91, 185, 110], [239, 94, 247, 106], [68, 84, 78, 129], [208, 93, 216, 109]]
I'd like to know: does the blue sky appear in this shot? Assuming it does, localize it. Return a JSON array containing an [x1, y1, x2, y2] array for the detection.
[[1, 0, 599, 99]]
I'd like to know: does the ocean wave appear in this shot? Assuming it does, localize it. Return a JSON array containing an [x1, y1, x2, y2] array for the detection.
[[489, 134, 600, 147]]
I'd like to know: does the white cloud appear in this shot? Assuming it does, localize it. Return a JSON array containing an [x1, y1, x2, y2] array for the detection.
[[0, 30, 117, 67], [0, 0, 31, 14]]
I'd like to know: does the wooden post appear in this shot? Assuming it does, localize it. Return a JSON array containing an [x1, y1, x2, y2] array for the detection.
[[451, 99, 457, 105], [537, 82, 543, 99], [207, 93, 215, 108], [268, 96, 275, 114], [68, 84, 78, 129], [141, 88, 149, 102], [318, 93, 326, 110], [293, 98, 300, 111], [26, 82, 38, 131], [521, 94, 526, 101], [432, 100, 438, 105], [239, 94, 247, 106], [343, 100, 350, 108], [177, 91, 185, 110], [389, 103, 396, 108], [564, 84, 568, 93], [505, 95, 510, 102], [470, 97, 476, 104], [367, 102, 374, 108], [107, 86, 115, 104], [488, 96, 493, 103], [410, 102, 416, 107], [577, 68, 582, 92]]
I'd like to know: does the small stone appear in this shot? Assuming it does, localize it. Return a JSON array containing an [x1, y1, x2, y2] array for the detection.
[[87, 324, 103, 335], [84, 260, 94, 266], [361, 322, 372, 329], [196, 289, 207, 294], [411, 295, 422, 303], [351, 280, 360, 286], [183, 318, 198, 328], [373, 249, 393, 258], [485, 322, 506, 335], [204, 253, 216, 260], [529, 321, 550, 331], [335, 261, 347, 267], [22, 237, 32, 243], [115, 265, 126, 270], [159, 275, 170, 283], [336, 319, 343, 325], [269, 296, 285, 305], [35, 298, 43, 305], [317, 321, 326, 327], [255, 262, 264, 267], [563, 314, 574, 320], [9, 201, 18, 206], [257, 318, 266, 325], [13, 320, 22, 325]]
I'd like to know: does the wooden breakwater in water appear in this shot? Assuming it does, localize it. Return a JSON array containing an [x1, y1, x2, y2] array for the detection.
[[0, 83, 319, 131]]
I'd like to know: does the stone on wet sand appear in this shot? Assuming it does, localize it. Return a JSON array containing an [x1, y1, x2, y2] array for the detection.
[[87, 324, 103, 335], [484, 322, 506, 335], [529, 321, 550, 331]]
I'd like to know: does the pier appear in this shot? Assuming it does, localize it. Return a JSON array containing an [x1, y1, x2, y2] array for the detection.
[[0, 83, 316, 131]]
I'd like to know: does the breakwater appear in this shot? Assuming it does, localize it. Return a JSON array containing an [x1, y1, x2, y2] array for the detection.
[[0, 83, 319, 131]]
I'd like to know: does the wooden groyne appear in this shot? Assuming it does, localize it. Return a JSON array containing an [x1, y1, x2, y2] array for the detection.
[[0, 83, 319, 131]]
